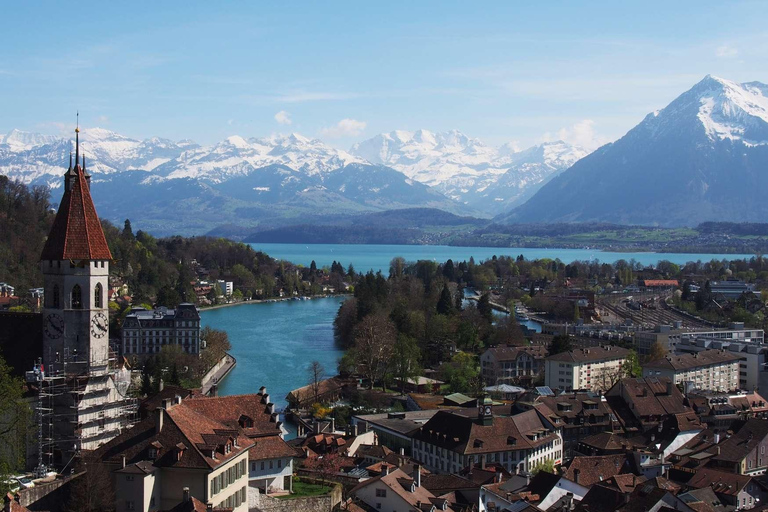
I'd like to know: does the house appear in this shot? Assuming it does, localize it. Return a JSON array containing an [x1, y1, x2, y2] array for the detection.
[[352, 410, 440, 456], [351, 466, 455, 512], [545, 346, 632, 393], [92, 396, 252, 512], [685, 468, 768, 510], [394, 376, 445, 394], [709, 418, 768, 475], [604, 377, 690, 434], [410, 399, 563, 475], [642, 349, 742, 393], [481, 345, 549, 387], [285, 377, 349, 409], [121, 304, 202, 356], [687, 391, 768, 430]]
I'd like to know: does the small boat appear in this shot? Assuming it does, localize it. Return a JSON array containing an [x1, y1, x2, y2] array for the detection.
[[514, 306, 529, 321]]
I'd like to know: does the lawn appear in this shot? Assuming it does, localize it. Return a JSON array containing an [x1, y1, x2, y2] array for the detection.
[[276, 478, 333, 499]]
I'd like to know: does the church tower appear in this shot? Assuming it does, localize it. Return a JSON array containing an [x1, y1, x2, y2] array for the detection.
[[37, 124, 134, 462], [40, 125, 112, 373]]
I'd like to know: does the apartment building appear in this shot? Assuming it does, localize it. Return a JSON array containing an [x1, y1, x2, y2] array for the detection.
[[634, 323, 764, 356], [642, 349, 742, 392], [544, 345, 631, 393], [480, 345, 548, 386], [410, 399, 563, 475], [122, 304, 201, 356]]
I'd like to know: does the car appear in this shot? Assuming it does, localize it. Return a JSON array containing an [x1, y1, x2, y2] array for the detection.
[[14, 476, 34, 489]]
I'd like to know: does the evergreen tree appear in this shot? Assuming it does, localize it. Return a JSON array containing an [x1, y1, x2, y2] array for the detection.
[[548, 335, 573, 355], [477, 293, 494, 322], [436, 284, 454, 316]]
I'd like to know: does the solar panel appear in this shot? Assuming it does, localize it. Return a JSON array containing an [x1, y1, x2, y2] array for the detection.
[[536, 386, 555, 396]]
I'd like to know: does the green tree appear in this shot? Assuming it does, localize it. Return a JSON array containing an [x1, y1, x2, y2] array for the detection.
[[530, 459, 555, 475], [548, 335, 573, 355], [0, 354, 30, 491], [439, 352, 479, 394], [477, 293, 494, 323], [436, 284, 455, 316], [622, 350, 642, 377], [391, 334, 420, 394], [648, 341, 668, 362]]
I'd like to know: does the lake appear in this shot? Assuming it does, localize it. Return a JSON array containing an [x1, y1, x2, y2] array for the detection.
[[249, 243, 755, 274]]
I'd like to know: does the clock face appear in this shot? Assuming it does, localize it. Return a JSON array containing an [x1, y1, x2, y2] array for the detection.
[[91, 312, 108, 338], [44, 314, 65, 339], [485, 406, 492, 415]]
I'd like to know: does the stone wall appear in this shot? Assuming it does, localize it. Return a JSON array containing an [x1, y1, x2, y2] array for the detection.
[[251, 481, 342, 512]]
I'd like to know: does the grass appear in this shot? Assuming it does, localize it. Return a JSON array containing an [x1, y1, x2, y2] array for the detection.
[[276, 478, 333, 499]]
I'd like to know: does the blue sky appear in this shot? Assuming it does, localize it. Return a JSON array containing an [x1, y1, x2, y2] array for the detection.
[[1, 1, 766, 150]]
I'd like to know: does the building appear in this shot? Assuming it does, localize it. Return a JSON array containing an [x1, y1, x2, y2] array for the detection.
[[215, 280, 233, 297], [121, 304, 201, 356], [633, 324, 763, 356], [93, 396, 252, 512], [37, 130, 135, 464], [480, 345, 548, 387], [687, 391, 768, 430], [675, 333, 768, 391], [351, 466, 455, 512], [642, 349, 742, 392], [410, 398, 563, 475], [514, 391, 617, 460], [352, 410, 440, 456], [709, 418, 768, 476], [686, 468, 768, 509], [710, 280, 758, 300], [544, 345, 631, 393], [604, 377, 690, 434]]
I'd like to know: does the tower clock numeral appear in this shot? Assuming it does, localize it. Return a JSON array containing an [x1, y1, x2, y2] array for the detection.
[[91, 312, 109, 338]]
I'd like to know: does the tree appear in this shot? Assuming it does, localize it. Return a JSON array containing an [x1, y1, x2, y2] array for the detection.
[[353, 314, 396, 389], [548, 335, 573, 356], [530, 458, 555, 475], [648, 341, 668, 362], [65, 458, 116, 512], [436, 284, 454, 316], [477, 293, 494, 323], [622, 350, 642, 378], [0, 354, 29, 492], [439, 352, 480, 394], [391, 334, 420, 394], [308, 360, 325, 404]]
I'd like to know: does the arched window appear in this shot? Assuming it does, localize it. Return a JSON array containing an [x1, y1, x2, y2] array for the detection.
[[71, 285, 82, 309], [94, 283, 103, 309], [52, 285, 60, 308]]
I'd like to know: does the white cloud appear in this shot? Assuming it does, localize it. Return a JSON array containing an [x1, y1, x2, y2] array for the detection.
[[542, 119, 611, 151], [274, 110, 292, 125], [320, 118, 367, 138], [715, 45, 738, 58]]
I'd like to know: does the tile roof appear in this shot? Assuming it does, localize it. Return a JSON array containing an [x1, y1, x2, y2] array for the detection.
[[563, 455, 630, 487], [182, 393, 283, 437], [92, 403, 253, 470], [40, 159, 112, 261], [483, 344, 549, 362], [712, 418, 768, 463], [247, 436, 297, 461], [3, 493, 31, 512], [162, 496, 232, 512], [643, 350, 742, 371], [546, 345, 631, 363], [351, 468, 454, 512], [580, 432, 640, 452], [412, 409, 558, 455], [686, 468, 753, 496]]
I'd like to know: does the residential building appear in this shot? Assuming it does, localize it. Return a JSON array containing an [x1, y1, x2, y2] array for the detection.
[[215, 280, 233, 297], [686, 468, 768, 510], [38, 130, 135, 461], [480, 345, 548, 387], [687, 391, 768, 430], [93, 396, 252, 512], [642, 349, 742, 392], [352, 410, 440, 456], [351, 466, 455, 512], [410, 398, 563, 475], [710, 418, 768, 476], [544, 345, 631, 393], [285, 376, 349, 409], [675, 334, 768, 391], [121, 304, 201, 356], [710, 280, 758, 300], [604, 377, 690, 434], [634, 324, 763, 356], [514, 391, 617, 460]]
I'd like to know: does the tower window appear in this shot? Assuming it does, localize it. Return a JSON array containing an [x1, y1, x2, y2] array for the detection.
[[71, 285, 82, 309], [94, 283, 103, 309], [52, 285, 60, 308]]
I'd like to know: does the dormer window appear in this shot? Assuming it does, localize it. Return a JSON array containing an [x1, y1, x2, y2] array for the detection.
[[238, 415, 254, 429], [148, 448, 158, 459]]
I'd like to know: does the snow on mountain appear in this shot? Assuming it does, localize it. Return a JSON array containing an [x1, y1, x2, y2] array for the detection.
[[503, 75, 768, 226], [350, 129, 588, 211], [1, 129, 59, 152]]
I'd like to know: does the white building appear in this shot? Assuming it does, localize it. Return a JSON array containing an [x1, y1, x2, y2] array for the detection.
[[121, 304, 201, 356], [544, 345, 631, 393], [642, 349, 742, 392], [216, 280, 234, 297]]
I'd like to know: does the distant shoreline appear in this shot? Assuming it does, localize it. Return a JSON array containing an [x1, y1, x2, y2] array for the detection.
[[199, 294, 351, 312]]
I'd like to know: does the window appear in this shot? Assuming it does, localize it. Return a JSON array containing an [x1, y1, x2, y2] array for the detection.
[[125, 475, 134, 482], [71, 285, 82, 309], [277, 459, 282, 468], [376, 489, 387, 497], [126, 501, 135, 510], [261, 462, 265, 470], [251, 462, 256, 471], [94, 283, 103, 308], [52, 285, 60, 308], [269, 460, 273, 469]]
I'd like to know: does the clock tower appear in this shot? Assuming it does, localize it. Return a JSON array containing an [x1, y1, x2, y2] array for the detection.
[[478, 394, 494, 426], [40, 126, 112, 374]]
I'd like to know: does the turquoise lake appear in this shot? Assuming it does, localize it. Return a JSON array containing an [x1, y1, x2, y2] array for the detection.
[[248, 243, 755, 274]]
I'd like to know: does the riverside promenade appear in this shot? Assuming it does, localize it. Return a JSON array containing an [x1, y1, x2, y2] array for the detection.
[[201, 352, 236, 395]]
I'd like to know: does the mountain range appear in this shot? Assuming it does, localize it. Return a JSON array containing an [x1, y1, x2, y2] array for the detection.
[[2, 75, 767, 236], [502, 75, 768, 226], [0, 126, 585, 234]]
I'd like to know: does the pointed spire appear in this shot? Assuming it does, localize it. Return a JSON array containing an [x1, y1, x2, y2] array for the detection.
[[74, 112, 80, 169], [69, 152, 73, 171]]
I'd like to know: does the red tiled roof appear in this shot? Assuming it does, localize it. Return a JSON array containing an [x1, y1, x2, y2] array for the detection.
[[643, 280, 679, 287], [248, 436, 297, 461], [182, 393, 283, 437], [546, 345, 631, 363], [564, 455, 629, 487], [40, 160, 112, 261]]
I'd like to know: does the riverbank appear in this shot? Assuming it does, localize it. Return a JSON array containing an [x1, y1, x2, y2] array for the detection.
[[201, 352, 237, 395], [199, 294, 352, 312]]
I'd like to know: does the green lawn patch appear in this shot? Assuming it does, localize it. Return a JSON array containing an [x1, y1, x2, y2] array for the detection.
[[276, 478, 333, 499]]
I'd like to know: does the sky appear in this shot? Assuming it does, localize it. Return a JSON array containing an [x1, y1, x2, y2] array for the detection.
[[1, 1, 766, 151]]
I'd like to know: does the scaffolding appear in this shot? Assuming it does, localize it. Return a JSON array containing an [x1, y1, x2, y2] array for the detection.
[[26, 346, 138, 475]]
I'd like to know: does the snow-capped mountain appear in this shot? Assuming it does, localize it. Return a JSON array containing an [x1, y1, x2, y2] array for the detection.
[[502, 75, 768, 226], [350, 129, 588, 213]]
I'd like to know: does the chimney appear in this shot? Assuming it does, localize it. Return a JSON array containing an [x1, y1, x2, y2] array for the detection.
[[716, 446, 721, 455], [206, 505, 213, 512], [714, 430, 721, 444], [174, 394, 182, 405], [496, 471, 503, 483], [573, 468, 580, 485], [158, 378, 164, 392], [183, 487, 190, 503], [163, 398, 172, 410], [121, 455, 126, 468], [352, 424, 359, 437], [331, 417, 336, 433], [642, 388, 648, 397], [526, 472, 531, 486], [262, 393, 271, 404], [267, 403, 275, 414], [382, 464, 390, 476], [666, 380, 673, 395], [413, 465, 421, 487], [259, 386, 266, 396], [211, 384, 218, 397], [155, 407, 164, 433], [400, 448, 405, 456]]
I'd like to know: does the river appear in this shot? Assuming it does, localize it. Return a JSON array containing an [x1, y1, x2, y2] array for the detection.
[[248, 243, 755, 274], [202, 243, 752, 410]]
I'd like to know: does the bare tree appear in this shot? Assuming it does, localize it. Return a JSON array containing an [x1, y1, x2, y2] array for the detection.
[[354, 314, 396, 389], [308, 360, 325, 404]]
